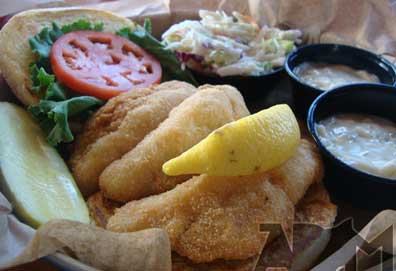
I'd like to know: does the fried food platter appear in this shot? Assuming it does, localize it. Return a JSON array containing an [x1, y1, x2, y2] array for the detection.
[[0, 4, 395, 271]]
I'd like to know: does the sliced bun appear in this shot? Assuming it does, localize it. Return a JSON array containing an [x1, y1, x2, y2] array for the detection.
[[0, 8, 134, 105]]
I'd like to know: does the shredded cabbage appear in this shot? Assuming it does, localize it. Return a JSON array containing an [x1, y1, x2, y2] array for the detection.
[[162, 10, 302, 76]]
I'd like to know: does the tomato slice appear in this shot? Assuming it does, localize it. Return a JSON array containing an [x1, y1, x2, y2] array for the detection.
[[50, 31, 162, 100]]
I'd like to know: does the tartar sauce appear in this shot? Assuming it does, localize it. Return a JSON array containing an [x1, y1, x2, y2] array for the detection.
[[316, 114, 396, 179], [294, 62, 379, 90]]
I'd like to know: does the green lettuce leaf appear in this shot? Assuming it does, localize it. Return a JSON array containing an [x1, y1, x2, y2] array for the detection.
[[143, 18, 152, 34], [61, 20, 103, 34], [29, 20, 104, 72], [117, 25, 198, 85], [29, 97, 103, 146], [45, 81, 67, 101], [28, 19, 196, 146], [28, 20, 104, 146], [30, 64, 66, 100], [30, 64, 54, 95], [28, 23, 62, 71]]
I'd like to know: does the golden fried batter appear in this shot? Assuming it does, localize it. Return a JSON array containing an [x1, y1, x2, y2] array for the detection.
[[99, 85, 250, 202], [86, 183, 335, 271], [70, 81, 196, 196], [293, 183, 337, 227], [106, 141, 322, 263], [268, 139, 324, 204], [107, 172, 294, 263], [87, 192, 121, 228], [257, 183, 337, 270], [171, 183, 336, 271], [171, 252, 258, 271]]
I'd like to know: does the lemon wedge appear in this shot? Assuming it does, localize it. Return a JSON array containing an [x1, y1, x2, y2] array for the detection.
[[162, 104, 300, 176]]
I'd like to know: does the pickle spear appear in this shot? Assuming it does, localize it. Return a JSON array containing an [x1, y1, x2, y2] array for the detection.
[[0, 102, 89, 227]]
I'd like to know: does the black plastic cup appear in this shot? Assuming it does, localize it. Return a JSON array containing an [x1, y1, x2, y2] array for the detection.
[[307, 84, 396, 209], [286, 44, 396, 117], [191, 67, 285, 101]]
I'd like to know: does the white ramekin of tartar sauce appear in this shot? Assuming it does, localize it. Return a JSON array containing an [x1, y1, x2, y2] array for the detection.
[[316, 113, 396, 179]]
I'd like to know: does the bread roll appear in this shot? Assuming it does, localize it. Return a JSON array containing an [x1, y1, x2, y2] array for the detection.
[[0, 8, 134, 105]]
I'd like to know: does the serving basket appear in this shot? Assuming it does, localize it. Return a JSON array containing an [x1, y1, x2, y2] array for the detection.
[[1, 0, 396, 270]]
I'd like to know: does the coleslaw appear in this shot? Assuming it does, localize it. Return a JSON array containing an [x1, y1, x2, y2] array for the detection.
[[162, 10, 302, 77]]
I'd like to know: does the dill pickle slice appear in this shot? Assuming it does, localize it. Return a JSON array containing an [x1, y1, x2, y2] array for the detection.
[[0, 102, 89, 228]]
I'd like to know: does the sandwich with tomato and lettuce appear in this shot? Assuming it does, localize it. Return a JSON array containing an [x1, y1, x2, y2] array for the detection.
[[0, 8, 196, 146]]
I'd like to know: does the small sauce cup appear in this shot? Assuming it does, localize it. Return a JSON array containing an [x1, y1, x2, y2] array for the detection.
[[286, 44, 396, 117], [307, 83, 396, 208], [191, 67, 285, 101]]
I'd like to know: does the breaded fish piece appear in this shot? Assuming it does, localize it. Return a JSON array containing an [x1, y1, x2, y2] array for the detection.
[[87, 184, 335, 271], [100, 85, 250, 202], [257, 183, 337, 271], [171, 252, 258, 271], [87, 142, 323, 228], [107, 172, 294, 263], [171, 183, 336, 271], [268, 139, 324, 204], [87, 192, 121, 228], [70, 81, 196, 196], [106, 141, 321, 263]]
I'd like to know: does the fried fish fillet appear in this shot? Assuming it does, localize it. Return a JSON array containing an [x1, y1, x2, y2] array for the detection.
[[106, 140, 322, 263], [86, 184, 335, 271], [87, 192, 121, 228], [107, 172, 294, 263], [257, 183, 337, 271], [70, 81, 196, 196], [100, 85, 250, 202], [268, 139, 324, 205], [170, 183, 336, 271], [171, 253, 259, 271]]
